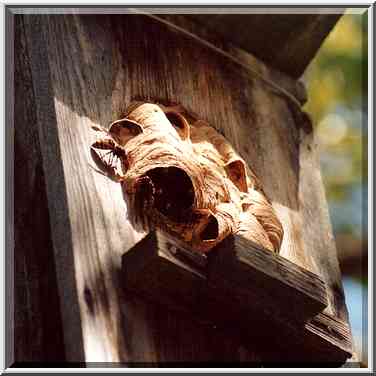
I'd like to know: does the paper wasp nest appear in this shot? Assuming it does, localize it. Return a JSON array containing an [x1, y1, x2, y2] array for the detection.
[[91, 102, 283, 254]]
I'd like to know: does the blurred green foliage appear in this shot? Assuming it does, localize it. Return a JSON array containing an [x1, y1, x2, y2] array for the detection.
[[304, 12, 367, 236]]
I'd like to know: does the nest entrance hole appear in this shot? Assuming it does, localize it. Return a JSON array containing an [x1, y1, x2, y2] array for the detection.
[[200, 215, 219, 241], [146, 167, 195, 223]]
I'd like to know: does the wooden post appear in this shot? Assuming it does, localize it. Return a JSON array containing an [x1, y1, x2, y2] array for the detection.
[[11, 10, 352, 366]]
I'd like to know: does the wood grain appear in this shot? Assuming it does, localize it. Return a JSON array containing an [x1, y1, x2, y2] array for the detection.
[[122, 231, 351, 364], [122, 230, 328, 322], [13, 15, 66, 364], [17, 12, 352, 365], [299, 130, 350, 322], [208, 234, 328, 321]]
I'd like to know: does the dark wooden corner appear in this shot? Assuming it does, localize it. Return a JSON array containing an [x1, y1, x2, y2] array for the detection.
[[160, 12, 343, 79]]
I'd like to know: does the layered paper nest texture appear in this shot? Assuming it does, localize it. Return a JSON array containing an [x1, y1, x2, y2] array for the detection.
[[91, 103, 283, 254]]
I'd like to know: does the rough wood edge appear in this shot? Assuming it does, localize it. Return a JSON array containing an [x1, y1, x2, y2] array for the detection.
[[210, 234, 328, 312], [22, 14, 86, 362], [121, 231, 352, 362], [306, 312, 353, 355]]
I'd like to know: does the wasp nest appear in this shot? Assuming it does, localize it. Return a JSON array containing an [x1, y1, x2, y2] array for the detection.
[[90, 102, 283, 254]]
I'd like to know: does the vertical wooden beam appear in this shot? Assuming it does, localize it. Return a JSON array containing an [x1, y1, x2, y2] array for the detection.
[[13, 14, 67, 364]]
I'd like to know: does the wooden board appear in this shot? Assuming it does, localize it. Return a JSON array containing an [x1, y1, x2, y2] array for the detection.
[[12, 11, 353, 365], [13, 15, 67, 364], [122, 231, 351, 364], [299, 130, 351, 323], [122, 231, 328, 323]]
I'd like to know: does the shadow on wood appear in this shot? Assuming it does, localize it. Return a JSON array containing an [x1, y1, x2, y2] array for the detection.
[[122, 231, 352, 364], [13, 15, 83, 364], [187, 13, 343, 78]]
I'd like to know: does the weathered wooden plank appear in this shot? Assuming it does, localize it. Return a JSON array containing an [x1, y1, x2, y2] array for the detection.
[[306, 312, 352, 356], [155, 13, 308, 106], [122, 232, 207, 314], [122, 230, 327, 319], [22, 14, 140, 363], [122, 230, 351, 363], [13, 14, 66, 364], [299, 130, 350, 322], [19, 11, 352, 364], [208, 234, 328, 321]]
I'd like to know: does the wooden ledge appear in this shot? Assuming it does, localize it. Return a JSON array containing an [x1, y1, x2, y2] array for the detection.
[[122, 231, 352, 363]]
